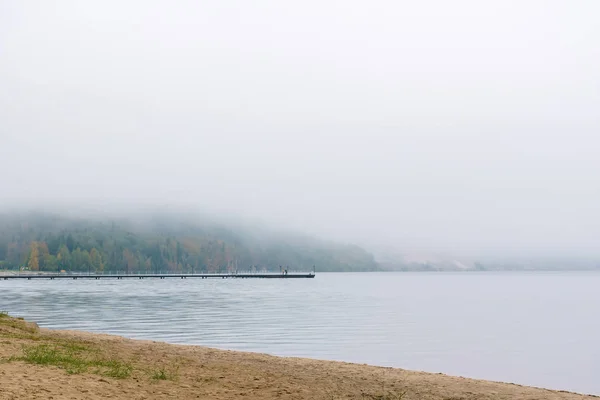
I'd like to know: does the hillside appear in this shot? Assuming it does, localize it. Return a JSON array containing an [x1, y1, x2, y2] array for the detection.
[[0, 212, 378, 273]]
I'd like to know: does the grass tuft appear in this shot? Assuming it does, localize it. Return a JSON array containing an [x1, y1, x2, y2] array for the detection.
[[150, 364, 179, 381], [152, 368, 169, 380], [13, 344, 133, 379], [99, 360, 133, 379]]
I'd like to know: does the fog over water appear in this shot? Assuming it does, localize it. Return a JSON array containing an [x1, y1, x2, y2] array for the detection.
[[1, 1, 599, 258]]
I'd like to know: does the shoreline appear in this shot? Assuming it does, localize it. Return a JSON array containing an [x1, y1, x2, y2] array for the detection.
[[0, 313, 597, 400]]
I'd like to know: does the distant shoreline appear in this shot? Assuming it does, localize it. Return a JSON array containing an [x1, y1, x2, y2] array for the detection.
[[0, 313, 596, 399]]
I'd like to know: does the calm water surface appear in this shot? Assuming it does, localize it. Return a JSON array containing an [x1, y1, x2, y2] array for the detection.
[[1, 272, 598, 395]]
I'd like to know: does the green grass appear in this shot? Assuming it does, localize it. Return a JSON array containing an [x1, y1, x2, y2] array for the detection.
[[13, 344, 133, 379], [98, 360, 133, 379], [151, 368, 170, 380], [150, 364, 179, 381], [3, 314, 177, 382], [60, 341, 96, 353]]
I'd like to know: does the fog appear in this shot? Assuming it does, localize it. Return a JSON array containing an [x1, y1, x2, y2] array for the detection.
[[1, 1, 599, 258]]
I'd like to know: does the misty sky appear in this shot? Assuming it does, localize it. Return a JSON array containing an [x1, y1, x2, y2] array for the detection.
[[1, 1, 599, 257]]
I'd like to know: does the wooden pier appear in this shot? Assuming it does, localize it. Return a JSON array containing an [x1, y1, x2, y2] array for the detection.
[[1, 273, 315, 280]]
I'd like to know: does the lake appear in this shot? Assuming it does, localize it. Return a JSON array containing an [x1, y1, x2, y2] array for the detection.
[[1, 272, 598, 395]]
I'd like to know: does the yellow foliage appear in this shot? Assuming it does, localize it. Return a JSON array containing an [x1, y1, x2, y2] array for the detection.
[[27, 242, 39, 271]]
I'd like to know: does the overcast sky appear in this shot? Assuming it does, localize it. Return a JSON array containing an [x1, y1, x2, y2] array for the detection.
[[1, 1, 599, 257]]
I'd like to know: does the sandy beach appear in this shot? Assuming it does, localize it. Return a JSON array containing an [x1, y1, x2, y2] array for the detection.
[[0, 313, 596, 400]]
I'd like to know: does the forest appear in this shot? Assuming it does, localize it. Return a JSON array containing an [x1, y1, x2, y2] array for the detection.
[[0, 212, 379, 273]]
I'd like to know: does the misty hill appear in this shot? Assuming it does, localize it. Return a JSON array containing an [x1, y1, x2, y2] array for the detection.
[[0, 212, 379, 273]]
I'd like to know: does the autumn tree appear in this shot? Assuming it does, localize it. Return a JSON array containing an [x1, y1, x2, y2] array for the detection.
[[90, 248, 104, 273], [27, 242, 39, 271], [37, 241, 50, 270], [123, 248, 136, 273]]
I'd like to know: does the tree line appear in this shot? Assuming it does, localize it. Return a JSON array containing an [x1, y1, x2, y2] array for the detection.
[[0, 212, 380, 273]]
